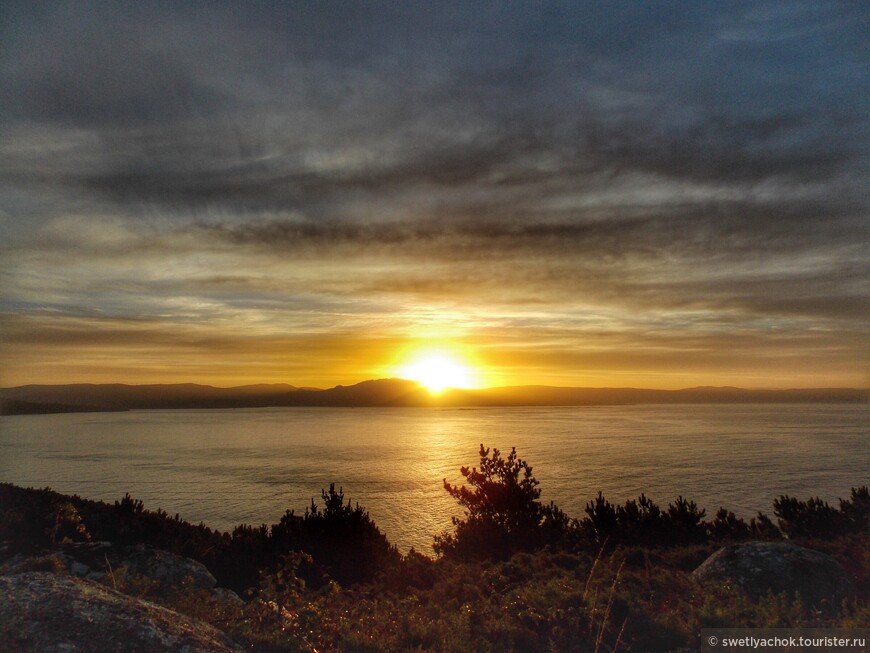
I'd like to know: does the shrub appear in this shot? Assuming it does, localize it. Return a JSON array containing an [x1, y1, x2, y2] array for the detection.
[[666, 496, 706, 544], [709, 508, 752, 541], [48, 502, 91, 545], [583, 492, 619, 544], [270, 483, 399, 586], [775, 496, 845, 539], [582, 493, 706, 547], [774, 486, 869, 539], [749, 512, 782, 540], [840, 486, 870, 532], [434, 444, 573, 559]]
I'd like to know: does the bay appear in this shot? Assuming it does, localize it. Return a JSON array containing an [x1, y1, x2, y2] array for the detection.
[[0, 404, 867, 553]]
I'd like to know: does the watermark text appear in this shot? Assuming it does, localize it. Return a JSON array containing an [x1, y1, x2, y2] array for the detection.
[[702, 629, 868, 652]]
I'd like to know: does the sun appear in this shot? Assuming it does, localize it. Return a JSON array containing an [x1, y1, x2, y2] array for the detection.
[[398, 352, 474, 393]]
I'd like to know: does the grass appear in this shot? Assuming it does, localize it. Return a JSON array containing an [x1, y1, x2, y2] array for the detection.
[[158, 543, 862, 653], [5, 520, 864, 652]]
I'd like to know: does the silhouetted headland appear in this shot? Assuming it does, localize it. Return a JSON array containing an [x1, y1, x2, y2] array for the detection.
[[0, 379, 866, 415]]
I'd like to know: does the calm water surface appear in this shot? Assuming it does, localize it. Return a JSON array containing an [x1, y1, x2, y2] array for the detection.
[[1, 404, 867, 552]]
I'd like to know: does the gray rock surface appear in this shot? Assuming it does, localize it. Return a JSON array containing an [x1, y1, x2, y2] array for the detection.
[[1, 542, 218, 597], [122, 545, 217, 592], [692, 541, 855, 605], [0, 572, 242, 652]]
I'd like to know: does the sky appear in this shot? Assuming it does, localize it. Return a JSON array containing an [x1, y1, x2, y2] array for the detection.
[[0, 1, 868, 389]]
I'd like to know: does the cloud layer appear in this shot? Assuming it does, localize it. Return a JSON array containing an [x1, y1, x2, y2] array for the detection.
[[1, 1, 868, 387]]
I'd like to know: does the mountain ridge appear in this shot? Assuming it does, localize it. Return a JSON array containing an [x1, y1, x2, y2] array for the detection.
[[0, 379, 866, 415]]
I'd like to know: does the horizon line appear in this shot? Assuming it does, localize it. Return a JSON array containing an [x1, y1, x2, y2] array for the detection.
[[2, 378, 868, 393]]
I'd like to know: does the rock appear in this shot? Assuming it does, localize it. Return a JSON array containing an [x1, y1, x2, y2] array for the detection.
[[692, 541, 855, 605], [210, 587, 246, 606], [0, 554, 28, 575], [1, 543, 218, 598], [122, 545, 217, 592], [0, 572, 242, 652], [0, 552, 70, 576], [69, 561, 90, 577]]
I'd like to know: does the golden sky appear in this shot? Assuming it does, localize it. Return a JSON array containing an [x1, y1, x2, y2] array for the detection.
[[1, 3, 868, 390]]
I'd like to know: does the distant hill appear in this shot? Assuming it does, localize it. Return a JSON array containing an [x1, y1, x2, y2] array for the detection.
[[457, 385, 869, 406], [0, 380, 866, 415], [0, 398, 128, 416], [0, 383, 298, 413]]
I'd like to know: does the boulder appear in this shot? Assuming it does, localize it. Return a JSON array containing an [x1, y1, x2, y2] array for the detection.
[[0, 572, 242, 652], [122, 545, 217, 592], [692, 541, 855, 605], [1, 542, 217, 597]]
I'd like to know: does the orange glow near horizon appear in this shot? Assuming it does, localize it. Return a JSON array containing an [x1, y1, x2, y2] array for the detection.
[[0, 316, 865, 391]]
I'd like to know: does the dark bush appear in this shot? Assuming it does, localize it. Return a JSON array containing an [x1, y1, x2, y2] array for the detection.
[[583, 491, 619, 544], [839, 486, 869, 531], [434, 445, 574, 559], [709, 508, 752, 541], [0, 481, 397, 593], [48, 502, 92, 544], [749, 512, 782, 540], [272, 483, 399, 586], [774, 485, 868, 539], [582, 492, 706, 547], [775, 496, 846, 538], [666, 496, 706, 544]]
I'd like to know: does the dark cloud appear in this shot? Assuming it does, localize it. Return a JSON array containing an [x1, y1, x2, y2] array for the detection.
[[0, 1, 867, 386], [3, 2, 867, 208], [203, 199, 864, 264]]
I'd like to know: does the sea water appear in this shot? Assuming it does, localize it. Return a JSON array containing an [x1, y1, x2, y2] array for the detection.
[[1, 404, 866, 552]]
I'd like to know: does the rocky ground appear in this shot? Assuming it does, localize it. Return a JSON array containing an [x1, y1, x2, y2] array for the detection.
[[0, 572, 242, 653], [0, 537, 861, 652], [0, 542, 247, 652]]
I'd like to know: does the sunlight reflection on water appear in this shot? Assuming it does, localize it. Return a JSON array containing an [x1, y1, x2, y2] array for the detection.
[[1, 404, 867, 553]]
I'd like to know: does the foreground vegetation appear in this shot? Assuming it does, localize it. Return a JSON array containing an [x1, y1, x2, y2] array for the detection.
[[1, 445, 867, 652]]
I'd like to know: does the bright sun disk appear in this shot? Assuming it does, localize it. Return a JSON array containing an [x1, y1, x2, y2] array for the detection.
[[399, 354, 473, 393]]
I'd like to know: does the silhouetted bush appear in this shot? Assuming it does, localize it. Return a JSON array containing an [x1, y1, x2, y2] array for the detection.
[[709, 508, 752, 541], [840, 486, 870, 530], [775, 495, 845, 538], [582, 492, 706, 547], [0, 482, 397, 593], [667, 496, 707, 544], [270, 483, 399, 587], [434, 445, 574, 559], [774, 485, 869, 539], [749, 511, 783, 540], [423, 445, 869, 560], [707, 507, 781, 541]]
